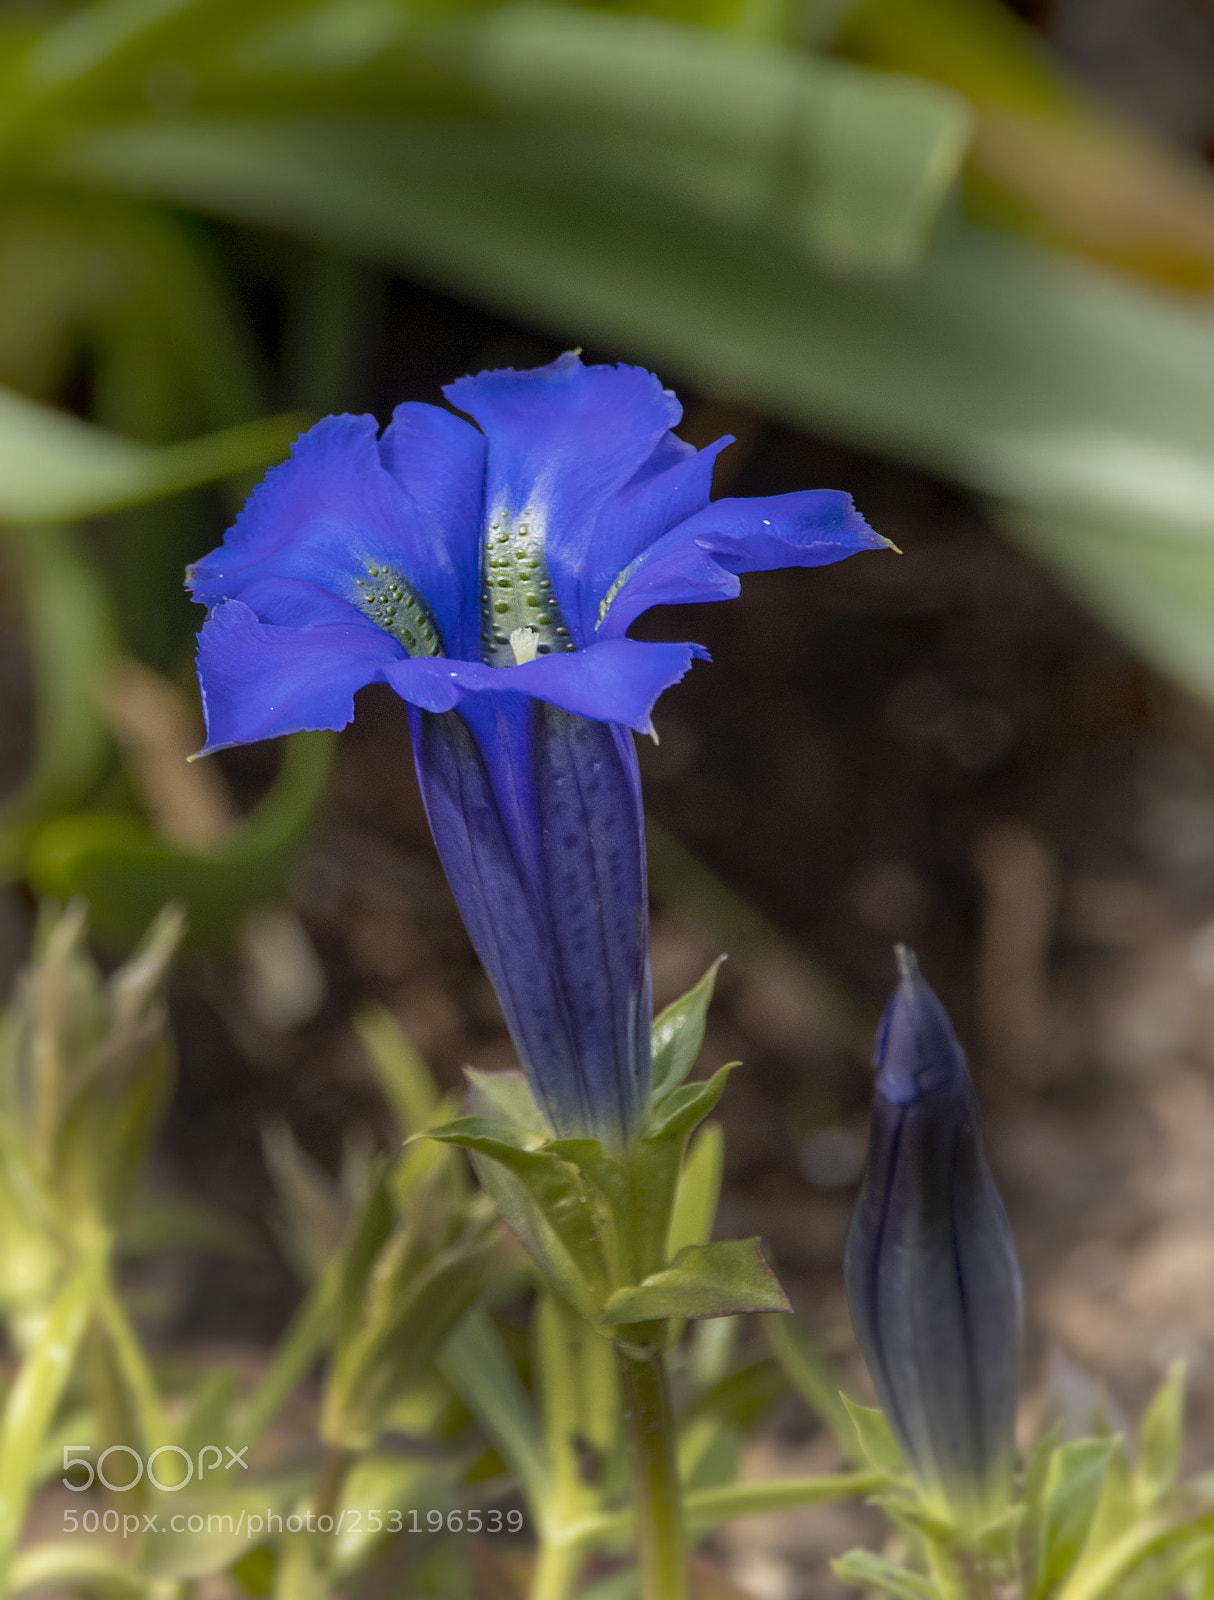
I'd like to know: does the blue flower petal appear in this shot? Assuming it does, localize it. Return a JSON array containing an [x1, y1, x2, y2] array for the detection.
[[377, 401, 487, 659], [383, 637, 703, 734], [188, 414, 466, 654], [598, 488, 888, 637], [445, 352, 684, 645], [410, 696, 651, 1145], [195, 599, 402, 753], [231, 576, 375, 629]]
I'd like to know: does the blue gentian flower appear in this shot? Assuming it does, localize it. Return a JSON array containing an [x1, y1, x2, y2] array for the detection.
[[189, 353, 886, 1146], [845, 947, 1023, 1516]]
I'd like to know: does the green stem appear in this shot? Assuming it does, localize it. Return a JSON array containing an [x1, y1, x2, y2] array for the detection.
[[615, 1329, 686, 1600], [529, 1537, 586, 1600], [94, 1279, 169, 1452]]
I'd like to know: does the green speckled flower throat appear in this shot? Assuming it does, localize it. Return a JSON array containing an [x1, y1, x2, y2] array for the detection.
[[480, 506, 576, 666]]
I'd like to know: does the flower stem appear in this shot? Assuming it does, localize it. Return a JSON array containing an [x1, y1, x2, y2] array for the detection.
[[615, 1328, 687, 1600], [529, 1538, 585, 1600]]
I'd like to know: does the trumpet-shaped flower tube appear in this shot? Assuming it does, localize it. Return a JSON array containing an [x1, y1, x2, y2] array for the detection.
[[190, 354, 887, 1145], [845, 948, 1023, 1515]]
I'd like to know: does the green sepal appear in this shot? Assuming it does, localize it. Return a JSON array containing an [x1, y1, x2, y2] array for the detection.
[[601, 1238, 791, 1326], [420, 1112, 612, 1319], [842, 1395, 905, 1476], [833, 1550, 938, 1600], [651, 958, 724, 1099], [1031, 1437, 1121, 1600], [624, 1063, 737, 1285], [1136, 1360, 1187, 1509]]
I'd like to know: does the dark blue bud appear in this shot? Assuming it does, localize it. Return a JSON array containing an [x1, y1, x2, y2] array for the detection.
[[845, 947, 1022, 1516]]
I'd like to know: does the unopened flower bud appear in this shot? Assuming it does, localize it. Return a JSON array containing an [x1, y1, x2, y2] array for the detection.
[[845, 947, 1022, 1516]]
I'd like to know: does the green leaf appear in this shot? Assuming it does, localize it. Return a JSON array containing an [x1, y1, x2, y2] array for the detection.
[[0, 1257, 102, 1576], [833, 1549, 938, 1600], [646, 1061, 736, 1144], [651, 959, 723, 1098], [438, 1306, 548, 1509], [422, 1116, 612, 1318], [0, 384, 303, 523], [1136, 1360, 1186, 1508], [59, 114, 1214, 715], [9, 1545, 152, 1599], [601, 1237, 790, 1325], [841, 1396, 904, 1475], [0, 525, 119, 875], [354, 1003, 442, 1137], [1032, 1437, 1120, 1600], [451, 3, 970, 274], [24, 731, 335, 950], [666, 1121, 723, 1266]]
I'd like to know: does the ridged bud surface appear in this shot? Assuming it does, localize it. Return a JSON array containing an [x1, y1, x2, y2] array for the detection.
[[845, 948, 1022, 1515]]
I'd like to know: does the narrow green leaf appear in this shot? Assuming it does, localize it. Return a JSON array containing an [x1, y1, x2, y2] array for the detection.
[[438, 1307, 548, 1510], [60, 117, 1214, 712], [1033, 1437, 1120, 1600], [0, 525, 119, 873], [666, 1121, 724, 1276], [423, 1116, 611, 1317], [9, 1544, 152, 1599], [354, 1003, 442, 1137], [841, 1396, 904, 1475], [601, 1237, 789, 1325], [455, 3, 970, 273], [1136, 1360, 1186, 1508], [651, 959, 723, 1098], [0, 1257, 101, 1577], [0, 385, 303, 522], [833, 1549, 938, 1600], [645, 1062, 736, 1144]]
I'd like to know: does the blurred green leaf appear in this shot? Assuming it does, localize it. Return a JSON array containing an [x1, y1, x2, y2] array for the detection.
[[0, 1258, 102, 1577], [439, 1305, 549, 1509], [0, 385, 303, 522], [355, 1003, 443, 1138], [24, 731, 334, 949], [0, 525, 118, 876], [10, 1544, 152, 1599], [833, 1549, 937, 1600], [449, 3, 971, 274], [1032, 1438, 1120, 1600], [53, 112, 1214, 709], [841, 1396, 903, 1475], [1136, 1362, 1186, 1510]]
